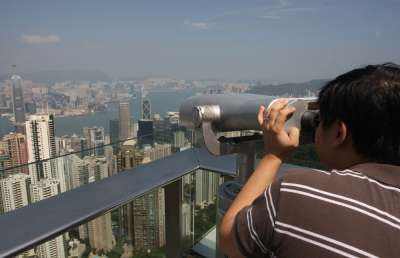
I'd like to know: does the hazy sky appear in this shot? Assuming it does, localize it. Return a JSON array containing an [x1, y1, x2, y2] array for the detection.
[[1, 0, 399, 82]]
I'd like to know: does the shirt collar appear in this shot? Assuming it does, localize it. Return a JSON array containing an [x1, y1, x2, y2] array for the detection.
[[349, 163, 400, 188]]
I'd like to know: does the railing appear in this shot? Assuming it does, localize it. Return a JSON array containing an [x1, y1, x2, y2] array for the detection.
[[0, 132, 321, 258], [0, 128, 239, 258]]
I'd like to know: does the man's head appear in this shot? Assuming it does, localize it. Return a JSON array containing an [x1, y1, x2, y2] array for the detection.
[[315, 63, 400, 169]]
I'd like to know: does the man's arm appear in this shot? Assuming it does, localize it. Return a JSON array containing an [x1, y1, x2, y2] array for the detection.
[[219, 99, 299, 258]]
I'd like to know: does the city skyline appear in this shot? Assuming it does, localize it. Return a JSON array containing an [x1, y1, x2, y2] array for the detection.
[[1, 0, 399, 82]]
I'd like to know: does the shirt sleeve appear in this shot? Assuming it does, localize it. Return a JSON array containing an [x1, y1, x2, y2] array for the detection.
[[233, 179, 282, 257]]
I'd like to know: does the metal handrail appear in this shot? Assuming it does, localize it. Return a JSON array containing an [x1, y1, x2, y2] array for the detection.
[[0, 147, 237, 257]]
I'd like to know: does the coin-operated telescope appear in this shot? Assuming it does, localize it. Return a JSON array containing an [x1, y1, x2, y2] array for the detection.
[[179, 93, 319, 258], [180, 93, 319, 161]]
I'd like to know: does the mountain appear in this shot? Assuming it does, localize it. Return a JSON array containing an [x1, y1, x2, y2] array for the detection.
[[247, 79, 329, 97], [0, 69, 111, 83]]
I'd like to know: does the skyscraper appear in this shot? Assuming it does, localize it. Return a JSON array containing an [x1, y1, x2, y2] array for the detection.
[[0, 173, 30, 213], [87, 213, 115, 252], [109, 119, 120, 151], [25, 114, 57, 183], [119, 102, 131, 141], [3, 133, 28, 174], [0, 141, 11, 179], [69, 154, 87, 189], [104, 145, 116, 177], [85, 156, 115, 252], [141, 98, 151, 120], [55, 156, 72, 193], [173, 131, 188, 150], [31, 179, 66, 258], [10, 74, 26, 125], [83, 127, 105, 156], [128, 145, 170, 250], [138, 120, 154, 147], [117, 145, 138, 172], [0, 173, 36, 256], [143, 143, 171, 161], [195, 169, 220, 208]]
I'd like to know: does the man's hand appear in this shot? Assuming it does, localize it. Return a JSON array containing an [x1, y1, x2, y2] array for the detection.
[[258, 99, 300, 160]]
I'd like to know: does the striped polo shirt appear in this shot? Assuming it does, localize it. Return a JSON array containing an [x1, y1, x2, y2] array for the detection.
[[234, 163, 400, 258]]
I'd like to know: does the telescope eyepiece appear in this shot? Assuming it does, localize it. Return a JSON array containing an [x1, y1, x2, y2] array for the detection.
[[300, 110, 320, 143], [193, 105, 221, 128]]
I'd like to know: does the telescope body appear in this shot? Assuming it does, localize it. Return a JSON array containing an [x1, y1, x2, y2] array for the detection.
[[180, 94, 277, 132], [180, 93, 317, 132]]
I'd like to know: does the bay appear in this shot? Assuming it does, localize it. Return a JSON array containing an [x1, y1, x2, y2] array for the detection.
[[0, 89, 197, 137]]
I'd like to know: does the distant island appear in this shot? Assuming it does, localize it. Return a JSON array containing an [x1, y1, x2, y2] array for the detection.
[[246, 79, 329, 97]]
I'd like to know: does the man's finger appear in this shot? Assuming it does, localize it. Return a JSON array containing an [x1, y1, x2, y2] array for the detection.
[[288, 127, 300, 146], [274, 106, 296, 131], [268, 99, 288, 128], [257, 105, 265, 126]]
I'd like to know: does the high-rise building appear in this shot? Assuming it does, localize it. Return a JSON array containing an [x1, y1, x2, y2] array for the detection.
[[153, 118, 165, 144], [0, 92, 6, 107], [85, 156, 108, 182], [30, 179, 66, 258], [130, 118, 137, 138], [195, 169, 220, 208], [173, 130, 188, 150], [143, 143, 171, 161], [0, 140, 12, 176], [85, 156, 115, 252], [138, 120, 154, 147], [69, 154, 87, 189], [117, 145, 139, 172], [3, 133, 28, 174], [129, 145, 170, 250], [66, 154, 89, 240], [131, 188, 165, 250], [116, 144, 141, 240], [55, 156, 72, 193], [87, 213, 115, 252], [109, 119, 120, 152], [10, 74, 25, 125], [0, 173, 35, 256], [104, 145, 117, 177], [56, 134, 83, 154], [119, 102, 131, 140], [141, 98, 151, 120], [0, 173, 30, 213], [26, 114, 57, 183], [83, 127, 105, 156], [154, 112, 181, 144]]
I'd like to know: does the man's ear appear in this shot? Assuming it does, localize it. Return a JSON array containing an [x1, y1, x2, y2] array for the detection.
[[333, 121, 348, 147]]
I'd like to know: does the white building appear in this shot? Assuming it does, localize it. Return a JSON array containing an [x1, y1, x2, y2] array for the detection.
[[0, 173, 30, 213], [31, 179, 66, 258], [55, 156, 72, 193], [83, 127, 105, 156], [195, 169, 220, 208], [83, 156, 115, 252], [143, 143, 171, 161], [26, 114, 57, 183], [69, 154, 87, 189]]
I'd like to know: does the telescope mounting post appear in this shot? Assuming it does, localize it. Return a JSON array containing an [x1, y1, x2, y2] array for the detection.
[[201, 120, 264, 258], [201, 121, 263, 183]]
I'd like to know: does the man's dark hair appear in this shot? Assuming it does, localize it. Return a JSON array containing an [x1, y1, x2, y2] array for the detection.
[[318, 63, 400, 165]]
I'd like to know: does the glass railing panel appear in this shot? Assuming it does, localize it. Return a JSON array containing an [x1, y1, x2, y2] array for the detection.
[[0, 130, 193, 216], [3, 125, 323, 258], [12, 168, 226, 258]]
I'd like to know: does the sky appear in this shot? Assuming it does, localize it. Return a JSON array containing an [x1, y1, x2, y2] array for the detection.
[[0, 0, 399, 82]]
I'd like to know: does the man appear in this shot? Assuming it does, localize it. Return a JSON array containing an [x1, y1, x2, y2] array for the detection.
[[219, 63, 400, 257]]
